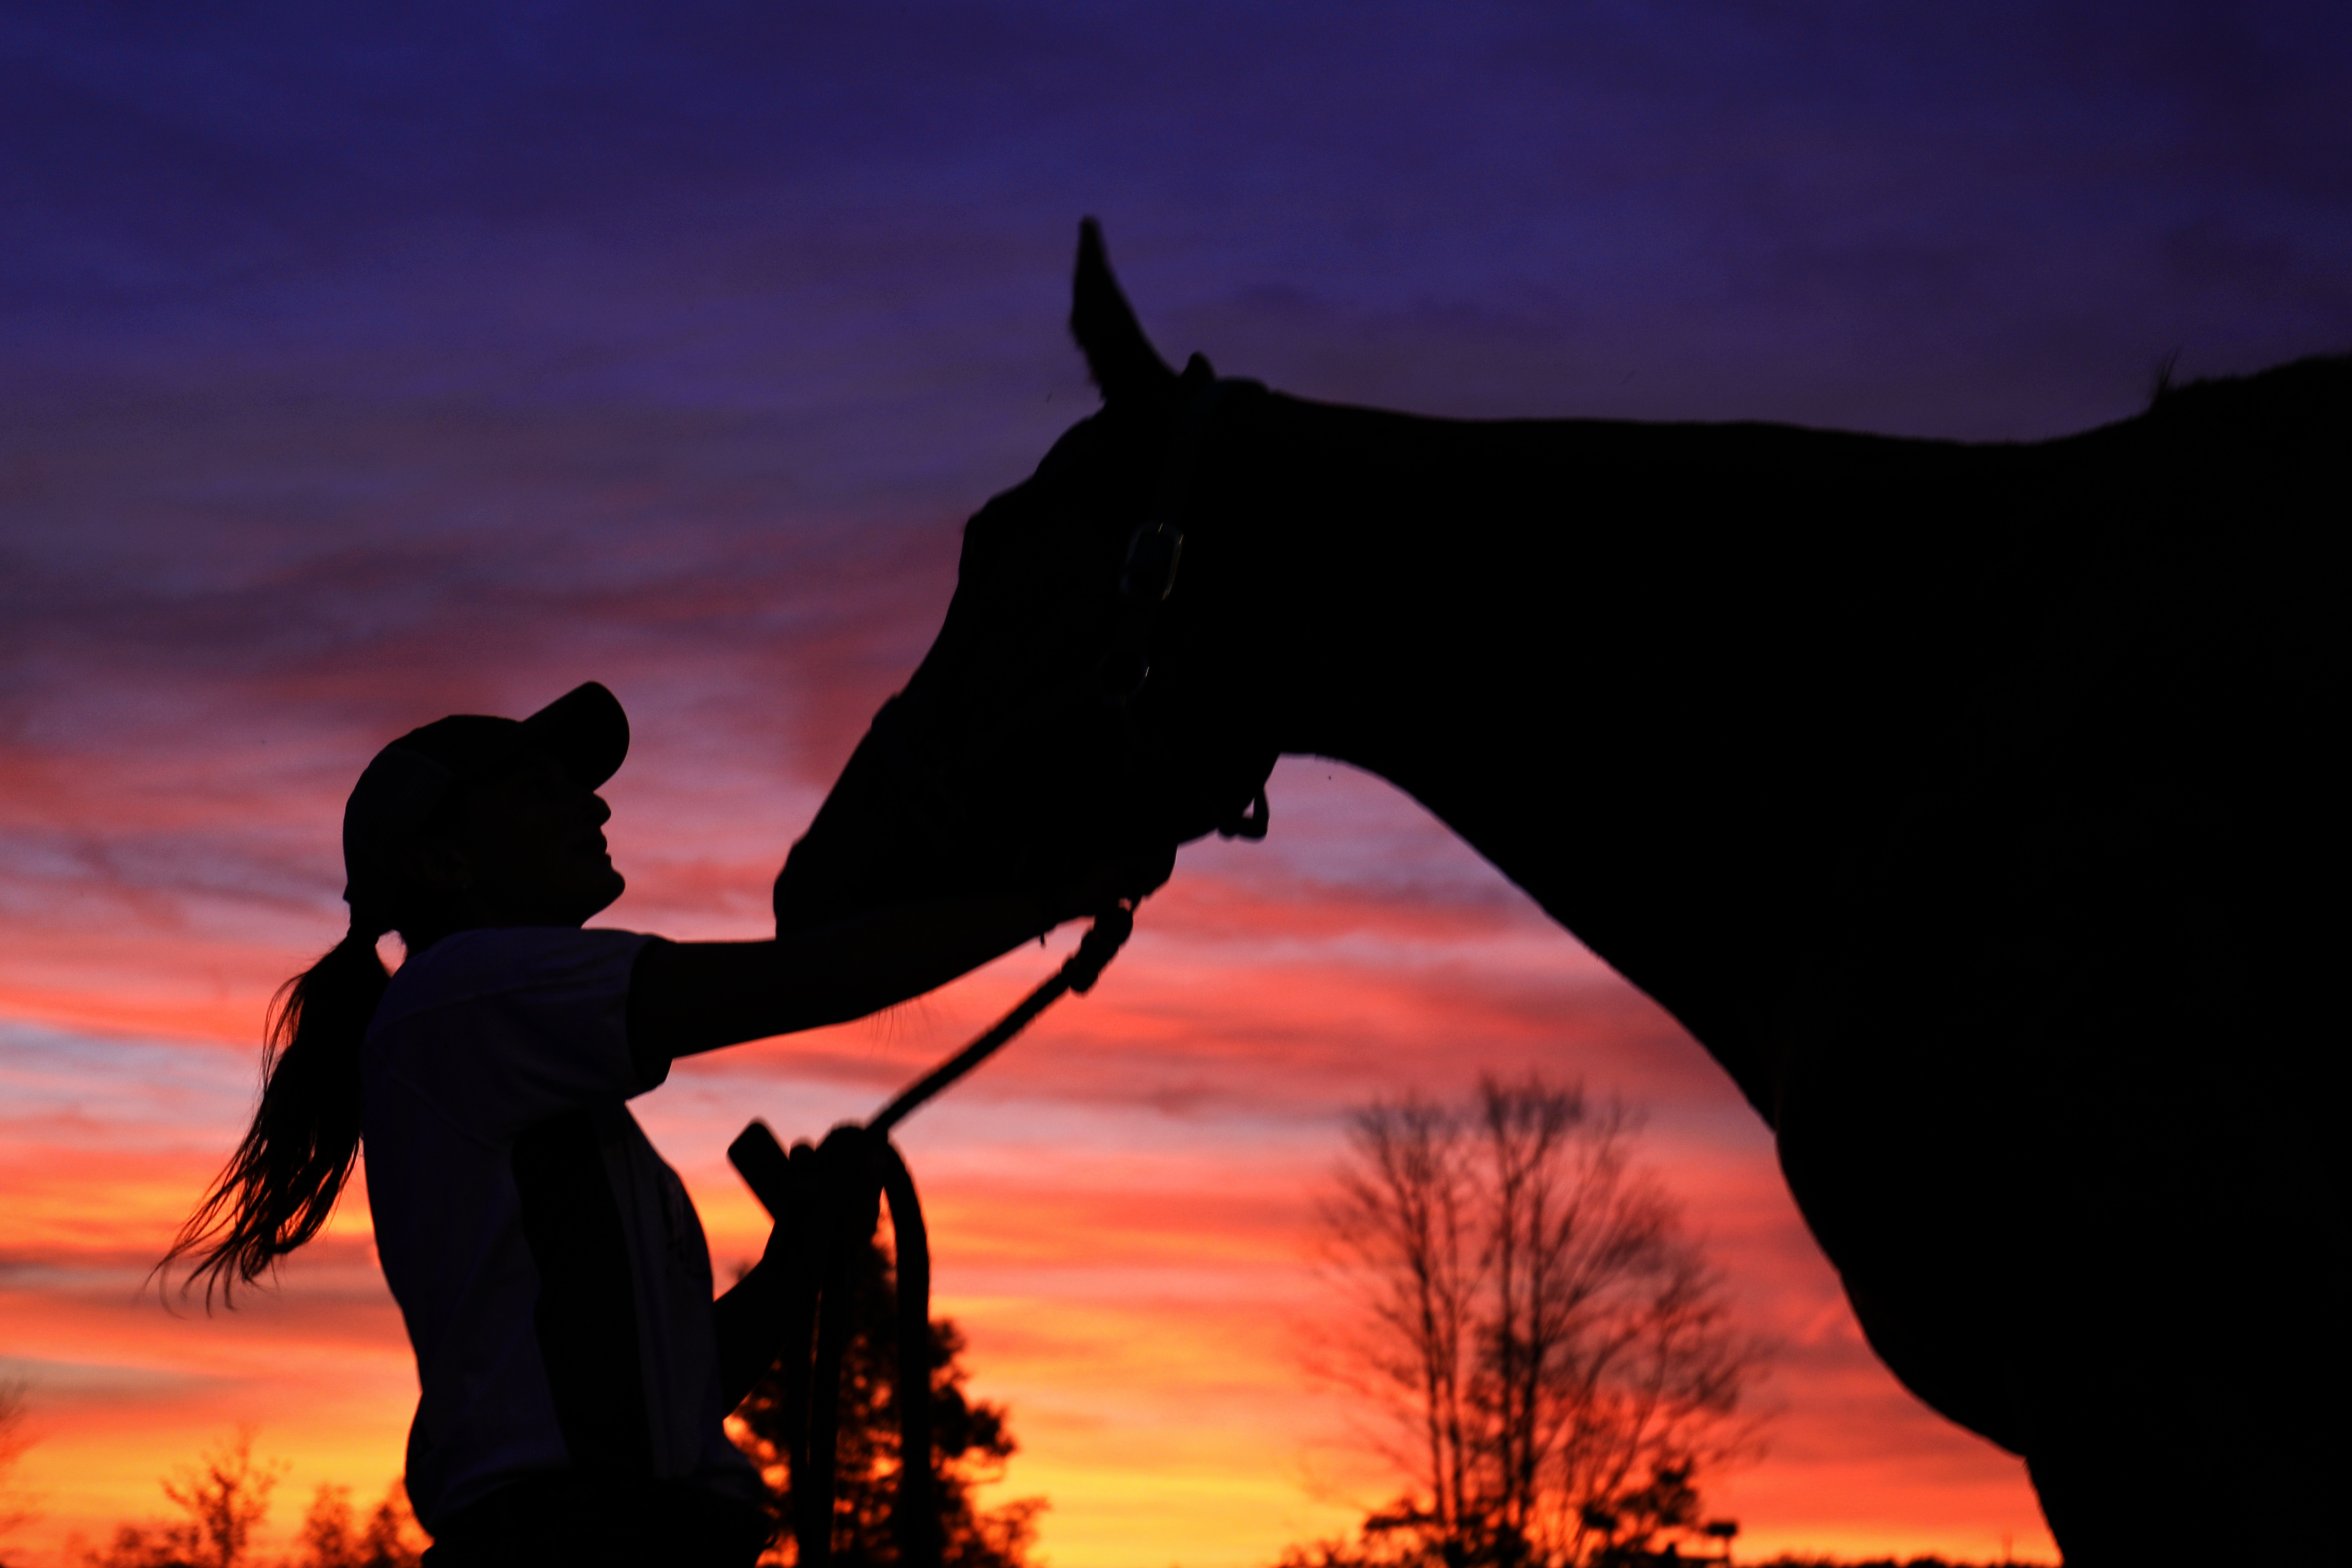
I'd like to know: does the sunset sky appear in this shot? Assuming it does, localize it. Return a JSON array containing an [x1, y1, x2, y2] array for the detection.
[[4, 3, 2348, 1563]]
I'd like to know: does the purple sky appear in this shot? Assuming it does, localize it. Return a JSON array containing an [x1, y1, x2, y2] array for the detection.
[[9, 0, 2346, 908], [2, 4, 2346, 1561]]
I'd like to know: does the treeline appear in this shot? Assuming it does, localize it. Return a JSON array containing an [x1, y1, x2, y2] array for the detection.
[[16, 1079, 2046, 1568], [44, 1236, 1038, 1568], [1750, 1559, 2050, 1568], [1274, 1536, 2051, 1568], [1280, 1548, 2045, 1568]]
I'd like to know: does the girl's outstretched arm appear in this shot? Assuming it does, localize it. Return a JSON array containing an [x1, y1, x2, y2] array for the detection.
[[624, 893, 1054, 1064]]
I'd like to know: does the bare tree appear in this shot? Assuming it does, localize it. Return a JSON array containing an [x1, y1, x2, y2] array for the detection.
[[75, 1429, 281, 1568], [298, 1484, 359, 1568], [78, 1463, 414, 1568], [158, 1428, 282, 1568], [1312, 1075, 1768, 1568], [0, 1378, 36, 1554], [295, 1480, 425, 1568]]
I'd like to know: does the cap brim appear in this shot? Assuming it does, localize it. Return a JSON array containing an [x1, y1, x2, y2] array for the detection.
[[517, 681, 630, 791]]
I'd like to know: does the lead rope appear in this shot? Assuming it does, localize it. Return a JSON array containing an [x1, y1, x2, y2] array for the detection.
[[729, 904, 1136, 1568]]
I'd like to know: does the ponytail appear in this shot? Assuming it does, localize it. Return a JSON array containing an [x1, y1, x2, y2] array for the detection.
[[160, 917, 393, 1307]]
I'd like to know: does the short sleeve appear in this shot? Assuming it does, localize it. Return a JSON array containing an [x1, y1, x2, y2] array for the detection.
[[368, 925, 663, 1141]]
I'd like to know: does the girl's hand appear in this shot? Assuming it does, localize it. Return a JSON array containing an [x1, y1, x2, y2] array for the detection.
[[751, 1124, 883, 1278]]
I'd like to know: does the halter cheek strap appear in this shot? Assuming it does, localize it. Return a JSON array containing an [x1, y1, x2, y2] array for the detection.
[[1095, 358, 1247, 706], [1097, 363, 1273, 843]]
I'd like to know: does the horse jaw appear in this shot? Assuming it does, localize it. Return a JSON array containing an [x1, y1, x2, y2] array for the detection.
[[1072, 218, 1177, 401]]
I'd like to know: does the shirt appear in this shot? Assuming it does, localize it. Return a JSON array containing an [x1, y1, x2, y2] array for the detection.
[[360, 925, 762, 1530]]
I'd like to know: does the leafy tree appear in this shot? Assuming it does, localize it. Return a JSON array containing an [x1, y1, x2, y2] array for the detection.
[[732, 1238, 1043, 1568], [75, 1520, 202, 1568], [1307, 1075, 1769, 1568], [1577, 1461, 1698, 1565]]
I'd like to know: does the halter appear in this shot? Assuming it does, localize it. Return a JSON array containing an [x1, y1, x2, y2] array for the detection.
[[875, 357, 1270, 858]]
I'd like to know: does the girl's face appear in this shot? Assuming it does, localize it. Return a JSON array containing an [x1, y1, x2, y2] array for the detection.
[[430, 750, 627, 928]]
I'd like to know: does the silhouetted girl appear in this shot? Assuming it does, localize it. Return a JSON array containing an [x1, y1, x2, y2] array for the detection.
[[164, 683, 1115, 1566]]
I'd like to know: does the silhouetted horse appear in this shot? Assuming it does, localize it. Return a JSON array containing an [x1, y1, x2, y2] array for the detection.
[[773, 223, 2343, 1564]]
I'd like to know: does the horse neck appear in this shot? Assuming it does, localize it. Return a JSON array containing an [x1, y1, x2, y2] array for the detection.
[[1232, 391, 1941, 772], [1216, 391, 2051, 1122]]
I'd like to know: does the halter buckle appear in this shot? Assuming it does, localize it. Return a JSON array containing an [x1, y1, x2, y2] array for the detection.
[[1120, 519, 1184, 602]]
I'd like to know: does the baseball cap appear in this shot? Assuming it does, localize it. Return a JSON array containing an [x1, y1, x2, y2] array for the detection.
[[340, 682, 629, 910]]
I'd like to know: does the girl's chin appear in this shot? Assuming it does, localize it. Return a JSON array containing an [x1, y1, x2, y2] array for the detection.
[[565, 865, 626, 921]]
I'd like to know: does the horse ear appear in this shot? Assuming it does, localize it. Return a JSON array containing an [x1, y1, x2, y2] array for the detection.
[[1071, 218, 1176, 402]]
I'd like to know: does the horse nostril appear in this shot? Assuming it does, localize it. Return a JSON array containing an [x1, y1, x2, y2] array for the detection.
[[1217, 788, 1270, 841]]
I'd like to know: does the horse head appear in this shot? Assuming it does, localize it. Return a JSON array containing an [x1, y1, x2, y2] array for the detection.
[[772, 222, 1281, 933]]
